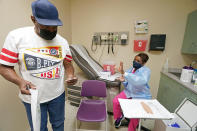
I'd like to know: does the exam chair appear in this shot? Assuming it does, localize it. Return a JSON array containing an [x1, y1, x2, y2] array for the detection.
[[70, 44, 121, 113]]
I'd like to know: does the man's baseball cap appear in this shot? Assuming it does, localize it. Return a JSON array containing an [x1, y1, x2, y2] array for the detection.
[[31, 0, 63, 26]]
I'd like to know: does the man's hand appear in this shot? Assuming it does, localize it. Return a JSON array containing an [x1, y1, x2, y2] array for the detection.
[[63, 60, 77, 85], [0, 64, 36, 95], [65, 75, 78, 85], [19, 80, 36, 95]]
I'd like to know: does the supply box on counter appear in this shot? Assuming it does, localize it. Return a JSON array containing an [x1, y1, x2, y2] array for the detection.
[[103, 61, 115, 75], [154, 98, 197, 131]]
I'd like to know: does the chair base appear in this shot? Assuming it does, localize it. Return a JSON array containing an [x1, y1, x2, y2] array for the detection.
[[76, 119, 107, 131], [107, 111, 113, 115]]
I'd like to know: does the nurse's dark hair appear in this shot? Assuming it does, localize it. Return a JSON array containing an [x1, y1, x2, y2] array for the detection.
[[137, 53, 149, 64]]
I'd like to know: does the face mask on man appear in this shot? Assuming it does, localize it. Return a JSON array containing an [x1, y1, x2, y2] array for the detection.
[[39, 29, 57, 40], [133, 61, 142, 70]]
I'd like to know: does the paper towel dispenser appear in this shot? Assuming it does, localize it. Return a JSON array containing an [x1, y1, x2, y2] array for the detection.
[[149, 34, 166, 51]]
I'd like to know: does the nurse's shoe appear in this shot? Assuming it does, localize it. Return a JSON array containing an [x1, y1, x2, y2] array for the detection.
[[114, 115, 124, 128]]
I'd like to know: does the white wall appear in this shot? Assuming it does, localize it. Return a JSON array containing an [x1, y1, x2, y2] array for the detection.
[[70, 0, 197, 98], [0, 0, 71, 130]]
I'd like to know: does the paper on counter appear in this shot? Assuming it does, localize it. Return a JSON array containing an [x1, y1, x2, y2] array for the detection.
[[99, 72, 121, 81]]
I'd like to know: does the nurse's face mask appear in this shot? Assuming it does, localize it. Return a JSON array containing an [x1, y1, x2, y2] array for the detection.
[[36, 23, 57, 40], [133, 56, 143, 70], [133, 61, 142, 69]]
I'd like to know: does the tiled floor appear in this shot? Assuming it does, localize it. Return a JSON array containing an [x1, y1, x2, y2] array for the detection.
[[47, 100, 155, 131]]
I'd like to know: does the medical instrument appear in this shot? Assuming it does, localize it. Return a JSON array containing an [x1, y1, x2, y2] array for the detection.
[[91, 34, 100, 52], [92, 32, 129, 45], [107, 33, 114, 54], [111, 33, 114, 54], [113, 34, 119, 44], [107, 33, 110, 54], [120, 33, 128, 45], [101, 34, 108, 42], [91, 32, 128, 54]]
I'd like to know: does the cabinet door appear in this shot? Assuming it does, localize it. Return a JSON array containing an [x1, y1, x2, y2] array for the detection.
[[157, 73, 197, 112], [182, 10, 197, 54]]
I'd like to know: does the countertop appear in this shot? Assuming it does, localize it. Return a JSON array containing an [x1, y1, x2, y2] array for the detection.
[[161, 68, 197, 94]]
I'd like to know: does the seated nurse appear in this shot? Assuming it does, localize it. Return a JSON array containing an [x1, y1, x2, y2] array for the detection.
[[113, 53, 151, 131]]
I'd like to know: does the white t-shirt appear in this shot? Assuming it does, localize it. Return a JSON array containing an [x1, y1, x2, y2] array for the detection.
[[0, 26, 72, 103]]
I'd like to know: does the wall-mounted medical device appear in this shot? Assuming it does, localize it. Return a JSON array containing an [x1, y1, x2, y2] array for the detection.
[[92, 32, 129, 45], [120, 34, 128, 45], [91, 31, 129, 53], [92, 35, 101, 45], [91, 35, 101, 52], [149, 34, 166, 51]]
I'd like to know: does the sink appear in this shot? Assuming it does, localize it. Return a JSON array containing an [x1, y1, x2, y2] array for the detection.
[[162, 68, 197, 94], [162, 68, 183, 79], [167, 68, 182, 78], [169, 72, 181, 78]]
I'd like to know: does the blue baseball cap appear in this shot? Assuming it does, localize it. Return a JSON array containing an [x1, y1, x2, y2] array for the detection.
[[31, 0, 63, 26]]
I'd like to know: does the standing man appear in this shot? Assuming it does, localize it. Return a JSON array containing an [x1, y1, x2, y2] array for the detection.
[[0, 0, 77, 131]]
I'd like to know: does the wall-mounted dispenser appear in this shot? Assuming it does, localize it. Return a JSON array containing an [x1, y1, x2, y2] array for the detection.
[[149, 34, 166, 51]]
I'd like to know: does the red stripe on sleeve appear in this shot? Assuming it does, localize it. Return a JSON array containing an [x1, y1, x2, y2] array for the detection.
[[0, 54, 18, 63], [1, 48, 18, 58], [65, 55, 72, 59], [64, 58, 72, 62]]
